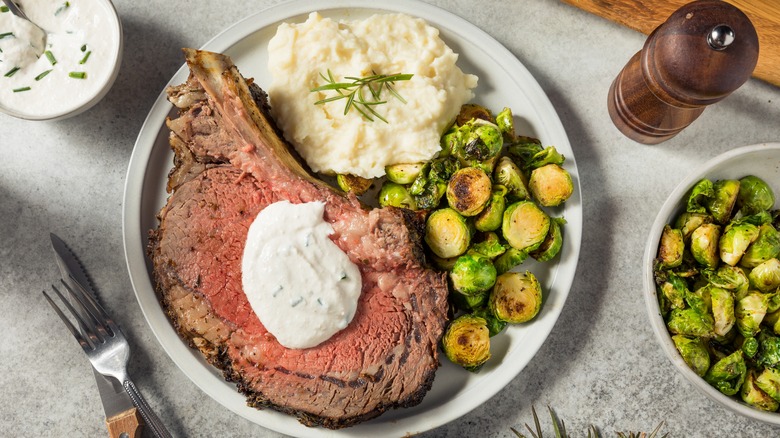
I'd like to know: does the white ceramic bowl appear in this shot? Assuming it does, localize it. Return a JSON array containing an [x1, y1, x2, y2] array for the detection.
[[0, 0, 123, 121], [644, 142, 780, 424]]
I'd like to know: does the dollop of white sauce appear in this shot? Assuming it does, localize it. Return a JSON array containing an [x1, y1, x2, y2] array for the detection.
[[0, 0, 120, 118], [241, 201, 362, 349]]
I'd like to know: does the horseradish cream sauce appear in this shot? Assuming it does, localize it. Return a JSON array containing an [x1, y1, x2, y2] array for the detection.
[[241, 201, 362, 349], [0, 0, 120, 118]]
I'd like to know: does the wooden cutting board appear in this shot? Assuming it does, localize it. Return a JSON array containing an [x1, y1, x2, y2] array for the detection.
[[561, 0, 780, 87]]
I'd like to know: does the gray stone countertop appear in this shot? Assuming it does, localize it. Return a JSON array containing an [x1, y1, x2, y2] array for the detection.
[[2, 0, 780, 436]]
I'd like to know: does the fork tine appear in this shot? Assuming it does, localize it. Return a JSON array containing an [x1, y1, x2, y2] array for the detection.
[[42, 289, 92, 350], [50, 283, 103, 348], [65, 274, 118, 336], [59, 279, 111, 340]]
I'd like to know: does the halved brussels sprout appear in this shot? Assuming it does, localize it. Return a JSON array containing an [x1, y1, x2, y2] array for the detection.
[[687, 179, 715, 214], [429, 252, 459, 271], [378, 182, 416, 210], [428, 156, 461, 183], [672, 334, 710, 377], [528, 164, 573, 207], [446, 167, 493, 216], [704, 265, 750, 300], [494, 156, 531, 201], [460, 121, 503, 162], [743, 336, 759, 358], [719, 222, 760, 266], [413, 180, 447, 210], [475, 185, 507, 232], [707, 179, 741, 224], [749, 258, 780, 292], [690, 223, 721, 268], [739, 175, 775, 215], [667, 307, 714, 337], [441, 314, 491, 372], [742, 370, 780, 411], [657, 225, 684, 269], [469, 232, 507, 259], [506, 138, 543, 168], [337, 173, 373, 196], [531, 217, 566, 262], [705, 349, 747, 396], [409, 162, 431, 196], [659, 273, 688, 311], [495, 107, 515, 141], [489, 271, 542, 323], [736, 291, 770, 337], [710, 287, 736, 337], [424, 208, 471, 258], [472, 306, 508, 337], [757, 332, 780, 368], [494, 247, 528, 275], [502, 201, 551, 252], [450, 253, 497, 295], [755, 367, 780, 403], [385, 162, 425, 184], [526, 146, 566, 170], [455, 103, 494, 126], [741, 223, 780, 269], [764, 309, 780, 336]]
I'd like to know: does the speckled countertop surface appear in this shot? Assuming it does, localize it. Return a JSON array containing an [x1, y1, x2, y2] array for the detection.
[[2, 0, 780, 437]]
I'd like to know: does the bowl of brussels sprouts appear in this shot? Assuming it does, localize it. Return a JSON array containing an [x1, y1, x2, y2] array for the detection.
[[644, 142, 780, 423]]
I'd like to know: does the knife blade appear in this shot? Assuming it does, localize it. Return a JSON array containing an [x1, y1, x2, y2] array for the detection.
[[50, 233, 143, 438]]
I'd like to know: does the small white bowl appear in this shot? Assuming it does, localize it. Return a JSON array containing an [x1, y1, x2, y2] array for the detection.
[[0, 0, 123, 121], [644, 143, 780, 424]]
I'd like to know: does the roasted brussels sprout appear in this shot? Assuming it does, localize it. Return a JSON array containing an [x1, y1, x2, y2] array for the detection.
[[531, 217, 566, 262], [414, 180, 447, 210], [494, 247, 528, 275], [749, 258, 780, 292], [742, 370, 780, 411], [719, 222, 760, 266], [674, 212, 712, 241], [528, 164, 573, 207], [667, 307, 714, 337], [707, 179, 741, 224], [429, 253, 459, 271], [755, 367, 780, 403], [409, 162, 431, 196], [659, 273, 688, 312], [494, 156, 531, 201], [471, 306, 508, 337], [705, 349, 747, 396], [489, 271, 542, 323], [739, 175, 775, 215], [757, 332, 780, 368], [495, 107, 514, 141], [475, 185, 507, 232], [429, 156, 461, 183], [378, 182, 417, 209], [503, 201, 551, 252], [704, 265, 750, 300], [450, 253, 497, 295], [455, 103, 494, 126], [441, 314, 491, 372], [672, 334, 710, 377], [506, 138, 543, 168], [736, 292, 770, 337], [337, 173, 373, 195], [469, 232, 507, 259], [657, 225, 684, 269], [526, 146, 566, 170], [710, 286, 736, 337], [690, 223, 721, 268], [451, 289, 488, 310], [385, 162, 425, 184], [424, 208, 471, 258], [687, 179, 715, 214], [459, 120, 503, 162], [446, 167, 493, 216], [741, 223, 780, 269]]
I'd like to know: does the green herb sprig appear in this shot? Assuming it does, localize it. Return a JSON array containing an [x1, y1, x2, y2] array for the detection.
[[310, 70, 413, 123]]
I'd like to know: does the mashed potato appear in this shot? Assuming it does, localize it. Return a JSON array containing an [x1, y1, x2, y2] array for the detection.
[[267, 12, 478, 179]]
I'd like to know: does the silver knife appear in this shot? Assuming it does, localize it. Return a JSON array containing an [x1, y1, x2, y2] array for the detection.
[[50, 233, 143, 438]]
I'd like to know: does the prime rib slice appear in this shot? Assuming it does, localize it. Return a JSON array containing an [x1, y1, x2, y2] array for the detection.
[[148, 49, 450, 429]]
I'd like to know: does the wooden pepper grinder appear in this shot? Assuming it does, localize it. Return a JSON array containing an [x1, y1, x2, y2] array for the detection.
[[608, 0, 759, 144]]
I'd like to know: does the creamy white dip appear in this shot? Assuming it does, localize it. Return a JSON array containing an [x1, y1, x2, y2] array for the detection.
[[0, 0, 120, 118], [241, 201, 362, 349], [268, 12, 478, 179]]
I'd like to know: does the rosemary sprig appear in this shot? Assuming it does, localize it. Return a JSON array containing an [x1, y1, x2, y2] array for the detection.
[[310, 69, 413, 123], [510, 406, 668, 438]]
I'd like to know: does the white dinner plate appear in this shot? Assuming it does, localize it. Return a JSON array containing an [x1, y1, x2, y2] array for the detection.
[[122, 0, 583, 436]]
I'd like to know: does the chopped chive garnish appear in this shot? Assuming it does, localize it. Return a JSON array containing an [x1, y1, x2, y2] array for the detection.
[[45, 50, 57, 65], [54, 1, 70, 16], [68, 71, 86, 79], [0, 32, 13, 39], [13, 87, 31, 92], [80, 44, 87, 52], [78, 51, 91, 64], [0, 6, 8, 13], [35, 69, 52, 80], [4, 66, 20, 77]]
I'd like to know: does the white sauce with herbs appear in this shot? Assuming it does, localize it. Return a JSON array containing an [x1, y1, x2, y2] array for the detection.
[[0, 0, 120, 118], [241, 201, 362, 349]]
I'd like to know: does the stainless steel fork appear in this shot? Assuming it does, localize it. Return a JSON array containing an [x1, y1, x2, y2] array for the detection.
[[43, 279, 173, 438]]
